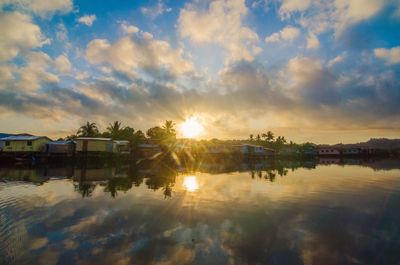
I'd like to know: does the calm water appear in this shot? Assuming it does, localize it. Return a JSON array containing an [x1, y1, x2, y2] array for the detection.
[[1, 159, 400, 265]]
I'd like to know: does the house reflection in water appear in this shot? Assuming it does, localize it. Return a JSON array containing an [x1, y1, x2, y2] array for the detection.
[[1, 157, 399, 199]]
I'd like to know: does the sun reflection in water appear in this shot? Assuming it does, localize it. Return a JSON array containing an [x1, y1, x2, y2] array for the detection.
[[182, 175, 199, 192]]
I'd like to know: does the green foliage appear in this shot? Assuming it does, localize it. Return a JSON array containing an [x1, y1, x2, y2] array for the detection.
[[77, 121, 99, 137], [147, 120, 177, 147]]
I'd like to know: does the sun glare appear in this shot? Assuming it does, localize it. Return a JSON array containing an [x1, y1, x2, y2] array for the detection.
[[180, 117, 204, 138], [182, 175, 199, 192]]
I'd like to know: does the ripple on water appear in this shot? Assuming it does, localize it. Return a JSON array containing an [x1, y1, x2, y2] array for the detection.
[[0, 183, 42, 265]]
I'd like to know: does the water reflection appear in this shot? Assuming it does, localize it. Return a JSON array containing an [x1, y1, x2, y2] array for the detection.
[[0, 158, 400, 265]]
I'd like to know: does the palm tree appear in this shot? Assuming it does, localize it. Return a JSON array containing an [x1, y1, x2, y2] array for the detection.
[[77, 121, 99, 137], [266, 131, 274, 142], [249, 134, 254, 141], [107, 121, 124, 138], [162, 120, 176, 135]]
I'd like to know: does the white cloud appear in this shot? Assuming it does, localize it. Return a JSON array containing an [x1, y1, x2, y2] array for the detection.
[[18, 51, 60, 91], [327, 54, 345, 67], [141, 0, 172, 19], [54, 54, 72, 74], [374, 46, 400, 64], [56, 23, 68, 41], [279, 0, 311, 17], [85, 32, 194, 77], [120, 22, 139, 34], [296, 0, 388, 36], [265, 26, 300, 43], [77, 15, 96, 26], [179, 0, 260, 63], [306, 32, 319, 49], [0, 12, 49, 61], [0, 64, 16, 89], [334, 0, 384, 35], [287, 56, 323, 86], [0, 0, 73, 18]]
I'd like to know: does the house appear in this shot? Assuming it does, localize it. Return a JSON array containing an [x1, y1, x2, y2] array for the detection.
[[46, 141, 75, 156], [207, 144, 232, 154], [137, 143, 162, 158], [318, 147, 341, 156], [75, 137, 114, 153], [342, 147, 362, 156], [113, 140, 130, 154], [278, 147, 299, 156], [302, 146, 318, 155], [232, 144, 275, 156], [0, 135, 51, 153], [0, 133, 14, 139]]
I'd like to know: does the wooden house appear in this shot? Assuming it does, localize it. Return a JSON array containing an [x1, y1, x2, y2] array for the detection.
[[113, 140, 130, 154], [318, 147, 341, 156], [232, 144, 275, 156], [75, 137, 114, 153], [137, 143, 162, 158], [46, 141, 75, 156], [0, 136, 51, 153]]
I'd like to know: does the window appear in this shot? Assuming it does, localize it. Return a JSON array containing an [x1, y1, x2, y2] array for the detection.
[[27, 141, 32, 146], [5, 141, 10, 146]]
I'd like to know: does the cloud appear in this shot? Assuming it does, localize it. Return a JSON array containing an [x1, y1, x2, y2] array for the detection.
[[0, 0, 73, 18], [294, 0, 392, 36], [0, 51, 73, 93], [179, 0, 260, 63], [77, 15, 96, 26], [55, 23, 68, 41], [54, 54, 72, 74], [327, 54, 345, 67], [120, 22, 139, 34], [279, 0, 311, 16], [85, 32, 194, 78], [265, 26, 300, 43], [17, 51, 60, 92], [306, 32, 319, 49], [141, 0, 172, 19], [374, 46, 400, 64], [0, 11, 49, 61]]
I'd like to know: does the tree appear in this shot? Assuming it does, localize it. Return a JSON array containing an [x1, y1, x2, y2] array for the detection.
[[266, 131, 274, 142], [256, 134, 261, 141], [162, 120, 176, 136], [147, 126, 166, 141], [77, 122, 99, 137], [107, 121, 124, 139], [249, 134, 254, 141]]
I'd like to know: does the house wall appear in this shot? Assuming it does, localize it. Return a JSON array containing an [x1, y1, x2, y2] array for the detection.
[[113, 143, 130, 154], [0, 138, 49, 152], [318, 149, 341, 155], [343, 148, 361, 155], [47, 143, 75, 154], [75, 140, 113, 152]]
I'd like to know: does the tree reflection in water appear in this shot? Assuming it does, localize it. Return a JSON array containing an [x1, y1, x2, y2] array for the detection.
[[2, 157, 399, 199]]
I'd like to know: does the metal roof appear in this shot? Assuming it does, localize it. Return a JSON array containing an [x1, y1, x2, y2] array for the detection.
[[47, 141, 74, 145], [0, 133, 13, 139], [0, 135, 51, 141], [114, 140, 129, 144], [75, 137, 112, 141]]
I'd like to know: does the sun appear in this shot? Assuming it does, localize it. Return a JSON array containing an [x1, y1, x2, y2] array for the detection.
[[180, 117, 204, 138], [182, 175, 199, 192]]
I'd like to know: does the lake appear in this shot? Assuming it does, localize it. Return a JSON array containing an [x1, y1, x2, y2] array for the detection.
[[1, 159, 400, 265]]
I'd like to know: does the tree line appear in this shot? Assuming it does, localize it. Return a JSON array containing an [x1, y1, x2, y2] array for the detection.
[[63, 120, 177, 148], [62, 120, 314, 152]]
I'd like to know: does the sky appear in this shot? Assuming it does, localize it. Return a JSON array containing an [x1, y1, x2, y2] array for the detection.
[[0, 0, 399, 144]]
